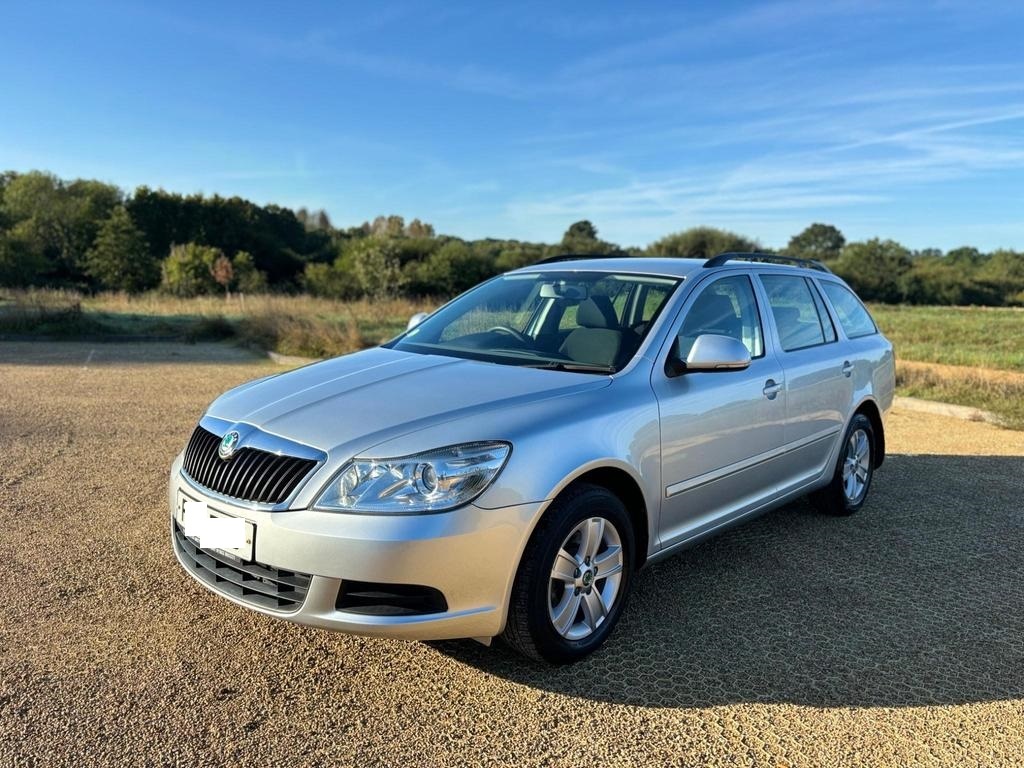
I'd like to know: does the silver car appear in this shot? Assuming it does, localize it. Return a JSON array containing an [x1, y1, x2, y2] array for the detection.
[[170, 253, 894, 662]]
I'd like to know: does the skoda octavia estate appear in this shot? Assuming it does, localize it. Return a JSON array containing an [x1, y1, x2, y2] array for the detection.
[[170, 253, 894, 662]]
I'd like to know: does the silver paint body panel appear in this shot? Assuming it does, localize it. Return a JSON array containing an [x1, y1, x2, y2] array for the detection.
[[170, 257, 895, 640]]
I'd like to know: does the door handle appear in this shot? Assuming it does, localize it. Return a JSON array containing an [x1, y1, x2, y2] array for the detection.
[[763, 379, 782, 399], [841, 361, 854, 377]]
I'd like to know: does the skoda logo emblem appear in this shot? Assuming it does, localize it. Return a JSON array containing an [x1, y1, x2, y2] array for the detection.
[[218, 430, 241, 460]]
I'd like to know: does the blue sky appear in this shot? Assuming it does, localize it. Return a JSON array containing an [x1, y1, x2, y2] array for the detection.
[[2, 1, 1024, 250]]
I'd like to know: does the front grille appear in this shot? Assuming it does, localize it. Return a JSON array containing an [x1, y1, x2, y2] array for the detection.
[[182, 426, 317, 505], [173, 520, 311, 611]]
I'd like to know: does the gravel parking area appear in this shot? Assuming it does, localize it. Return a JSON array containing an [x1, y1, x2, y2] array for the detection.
[[2, 341, 1023, 767]]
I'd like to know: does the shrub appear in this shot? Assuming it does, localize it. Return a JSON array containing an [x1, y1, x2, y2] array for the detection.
[[648, 227, 759, 259], [161, 243, 224, 296], [405, 241, 498, 295]]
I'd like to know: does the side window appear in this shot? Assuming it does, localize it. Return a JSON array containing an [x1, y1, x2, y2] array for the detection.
[[809, 279, 837, 343], [640, 285, 673, 323], [760, 274, 827, 352], [676, 275, 764, 359], [819, 282, 878, 338]]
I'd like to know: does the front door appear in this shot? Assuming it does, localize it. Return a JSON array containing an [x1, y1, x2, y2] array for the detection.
[[652, 274, 786, 549]]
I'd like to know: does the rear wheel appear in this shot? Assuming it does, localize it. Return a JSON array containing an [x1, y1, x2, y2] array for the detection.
[[812, 413, 875, 516], [502, 483, 634, 663]]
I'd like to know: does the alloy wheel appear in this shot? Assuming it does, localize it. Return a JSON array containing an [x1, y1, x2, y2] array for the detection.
[[547, 516, 624, 640]]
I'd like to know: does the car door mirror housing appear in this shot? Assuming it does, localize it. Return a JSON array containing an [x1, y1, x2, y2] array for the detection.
[[407, 312, 430, 331], [666, 334, 752, 377]]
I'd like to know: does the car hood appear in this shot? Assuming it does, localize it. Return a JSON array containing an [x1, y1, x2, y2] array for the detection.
[[206, 347, 611, 456]]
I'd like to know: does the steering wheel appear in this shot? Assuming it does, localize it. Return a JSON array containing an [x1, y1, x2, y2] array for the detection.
[[487, 325, 531, 345]]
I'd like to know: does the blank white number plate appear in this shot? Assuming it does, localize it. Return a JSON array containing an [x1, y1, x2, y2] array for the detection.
[[180, 499, 253, 559]]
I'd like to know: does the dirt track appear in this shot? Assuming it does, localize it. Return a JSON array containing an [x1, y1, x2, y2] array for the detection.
[[2, 341, 1023, 767]]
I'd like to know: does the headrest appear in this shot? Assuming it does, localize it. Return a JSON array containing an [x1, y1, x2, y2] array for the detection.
[[577, 296, 618, 329], [689, 293, 737, 327], [774, 306, 801, 326]]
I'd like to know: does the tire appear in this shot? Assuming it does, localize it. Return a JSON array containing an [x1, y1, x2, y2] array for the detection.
[[812, 413, 875, 516], [501, 483, 635, 663]]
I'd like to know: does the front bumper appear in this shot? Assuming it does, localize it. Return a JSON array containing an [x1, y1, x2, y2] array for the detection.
[[168, 455, 544, 641]]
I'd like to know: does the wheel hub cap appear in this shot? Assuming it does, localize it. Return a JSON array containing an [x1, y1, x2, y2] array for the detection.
[[548, 516, 625, 641], [842, 428, 871, 502]]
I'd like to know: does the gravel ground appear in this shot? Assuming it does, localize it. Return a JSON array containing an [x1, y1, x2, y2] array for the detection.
[[1, 341, 1023, 767]]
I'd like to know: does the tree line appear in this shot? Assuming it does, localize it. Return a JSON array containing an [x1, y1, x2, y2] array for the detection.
[[1, 170, 1022, 305]]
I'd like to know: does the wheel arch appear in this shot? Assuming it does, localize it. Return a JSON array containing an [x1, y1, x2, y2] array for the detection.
[[853, 397, 885, 468], [550, 463, 651, 570]]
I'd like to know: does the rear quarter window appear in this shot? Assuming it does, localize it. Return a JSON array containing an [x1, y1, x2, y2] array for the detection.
[[819, 282, 878, 338]]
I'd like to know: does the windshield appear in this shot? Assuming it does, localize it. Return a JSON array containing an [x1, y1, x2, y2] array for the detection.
[[388, 271, 681, 373]]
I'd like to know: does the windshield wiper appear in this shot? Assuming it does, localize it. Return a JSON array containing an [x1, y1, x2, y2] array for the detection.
[[521, 361, 617, 374]]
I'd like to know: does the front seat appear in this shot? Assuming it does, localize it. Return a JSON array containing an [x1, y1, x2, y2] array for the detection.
[[559, 296, 626, 367]]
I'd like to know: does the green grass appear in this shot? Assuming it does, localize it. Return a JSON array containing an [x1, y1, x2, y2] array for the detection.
[[869, 304, 1024, 372]]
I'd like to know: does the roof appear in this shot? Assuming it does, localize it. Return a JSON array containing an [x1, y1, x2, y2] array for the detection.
[[512, 254, 835, 280], [513, 256, 708, 279]]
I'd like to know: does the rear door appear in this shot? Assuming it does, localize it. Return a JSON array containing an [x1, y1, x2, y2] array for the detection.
[[756, 273, 853, 493], [652, 273, 787, 549]]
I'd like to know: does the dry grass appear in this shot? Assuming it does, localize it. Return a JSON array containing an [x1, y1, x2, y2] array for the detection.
[[896, 360, 1024, 429], [4, 289, 1023, 428], [0, 289, 435, 356]]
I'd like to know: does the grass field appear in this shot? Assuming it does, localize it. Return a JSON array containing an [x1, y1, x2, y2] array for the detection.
[[3, 288, 1022, 426], [868, 304, 1024, 371], [866, 303, 1024, 428]]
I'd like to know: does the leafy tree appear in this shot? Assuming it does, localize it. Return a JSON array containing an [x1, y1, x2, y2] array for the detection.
[[786, 223, 845, 262], [405, 240, 497, 295], [405, 218, 435, 238], [558, 220, 623, 255], [495, 245, 550, 271], [832, 239, 912, 303], [0, 234, 47, 286], [945, 246, 984, 266], [211, 253, 234, 295], [84, 206, 158, 291], [231, 251, 268, 293], [127, 186, 316, 285], [1, 171, 120, 284], [161, 243, 224, 296], [976, 249, 1024, 305], [303, 261, 353, 299], [900, 256, 998, 305], [347, 238, 405, 298], [369, 215, 406, 237], [648, 226, 759, 259]]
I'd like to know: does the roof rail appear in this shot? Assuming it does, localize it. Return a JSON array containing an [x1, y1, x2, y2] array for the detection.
[[703, 251, 832, 273], [535, 252, 629, 265]]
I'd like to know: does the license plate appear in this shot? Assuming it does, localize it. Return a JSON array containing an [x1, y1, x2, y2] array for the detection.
[[178, 497, 255, 562]]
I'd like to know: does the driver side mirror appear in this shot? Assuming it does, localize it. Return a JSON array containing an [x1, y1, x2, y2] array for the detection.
[[665, 334, 752, 378], [406, 312, 430, 331]]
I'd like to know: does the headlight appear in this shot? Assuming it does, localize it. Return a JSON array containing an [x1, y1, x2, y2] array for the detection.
[[313, 442, 511, 514]]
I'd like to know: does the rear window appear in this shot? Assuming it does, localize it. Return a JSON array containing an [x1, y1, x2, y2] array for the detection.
[[760, 274, 828, 352], [820, 282, 877, 338]]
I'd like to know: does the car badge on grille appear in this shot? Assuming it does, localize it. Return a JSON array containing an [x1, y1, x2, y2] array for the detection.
[[218, 430, 241, 460]]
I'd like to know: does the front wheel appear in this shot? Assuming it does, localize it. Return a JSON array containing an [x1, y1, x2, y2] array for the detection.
[[501, 483, 634, 663], [812, 413, 875, 516]]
